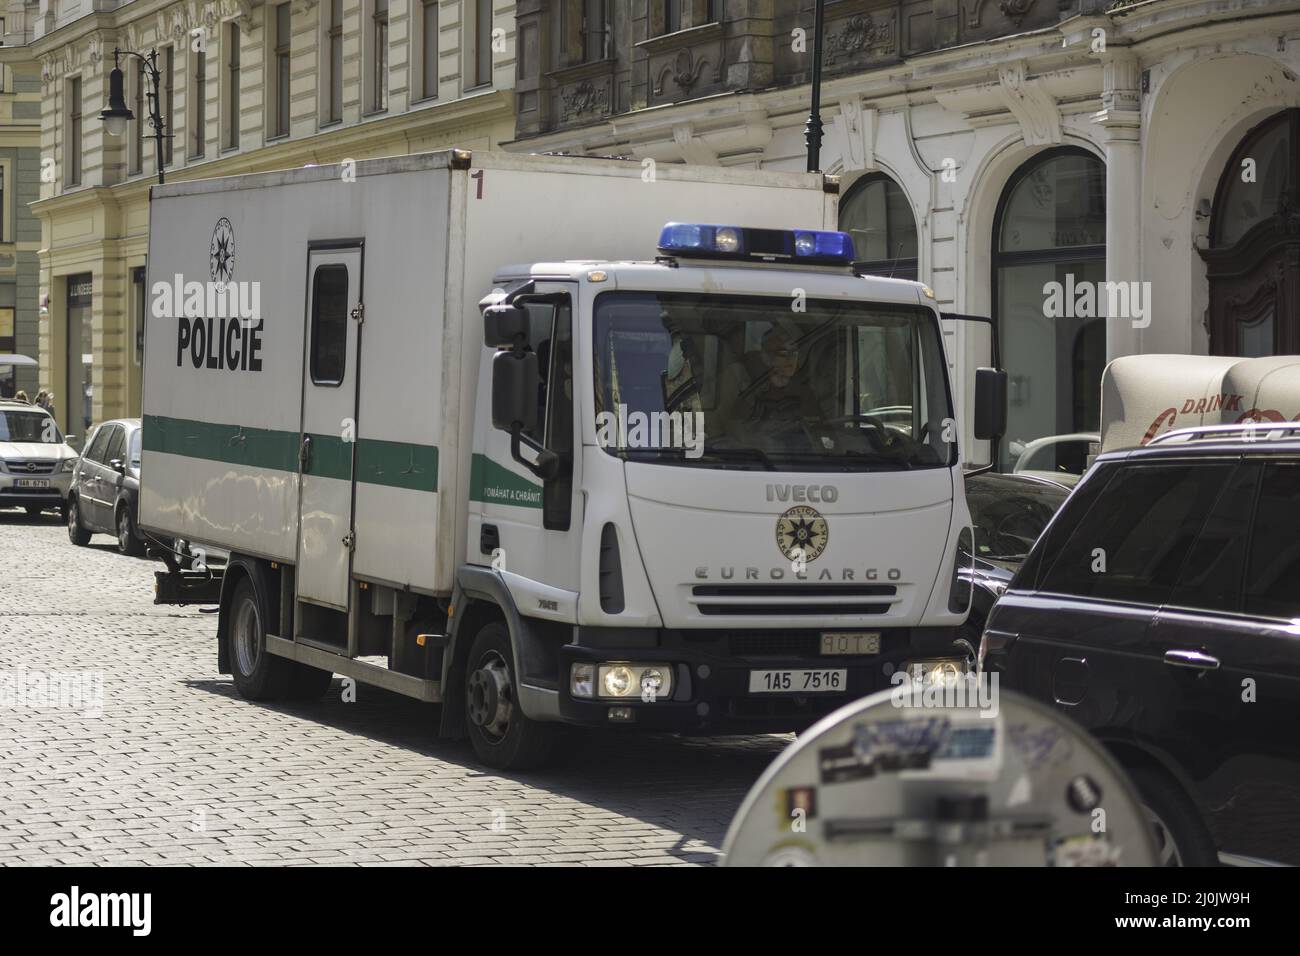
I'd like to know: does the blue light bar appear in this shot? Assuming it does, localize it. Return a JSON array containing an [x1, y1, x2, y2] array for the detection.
[[657, 223, 856, 266]]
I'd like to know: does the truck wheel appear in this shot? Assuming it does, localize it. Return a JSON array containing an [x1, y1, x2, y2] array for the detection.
[[1129, 767, 1218, 866], [115, 504, 144, 556], [66, 497, 91, 546], [227, 576, 297, 701], [464, 621, 559, 771]]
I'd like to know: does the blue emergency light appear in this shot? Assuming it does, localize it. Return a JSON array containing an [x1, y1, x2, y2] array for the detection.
[[657, 223, 856, 266]]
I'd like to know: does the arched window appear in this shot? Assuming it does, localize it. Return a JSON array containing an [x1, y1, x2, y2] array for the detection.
[[1202, 109, 1300, 355], [839, 173, 918, 280], [993, 147, 1106, 469]]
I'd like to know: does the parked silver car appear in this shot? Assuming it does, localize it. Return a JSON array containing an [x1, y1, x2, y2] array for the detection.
[[0, 400, 77, 516]]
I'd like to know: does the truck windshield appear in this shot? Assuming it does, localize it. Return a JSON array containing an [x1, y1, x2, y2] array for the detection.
[[592, 292, 955, 472]]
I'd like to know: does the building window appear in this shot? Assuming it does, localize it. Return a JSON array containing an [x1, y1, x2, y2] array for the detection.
[[417, 0, 438, 100], [224, 22, 241, 149], [584, 0, 609, 61], [1202, 109, 1300, 356], [370, 0, 389, 112], [840, 174, 918, 280], [271, 3, 291, 137], [992, 147, 1106, 468], [473, 0, 492, 88], [191, 47, 206, 158], [67, 77, 82, 186], [162, 47, 174, 166], [130, 60, 145, 175], [325, 0, 343, 123], [666, 1, 680, 33], [0, 165, 5, 242]]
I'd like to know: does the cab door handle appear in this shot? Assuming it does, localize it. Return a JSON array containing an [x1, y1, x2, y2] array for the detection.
[[1164, 649, 1220, 671]]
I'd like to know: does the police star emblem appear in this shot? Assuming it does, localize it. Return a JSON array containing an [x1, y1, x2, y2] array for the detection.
[[775, 505, 829, 563], [210, 217, 236, 286]]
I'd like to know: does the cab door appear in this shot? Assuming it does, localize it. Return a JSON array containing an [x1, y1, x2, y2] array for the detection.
[[296, 244, 363, 611], [476, 285, 582, 598]]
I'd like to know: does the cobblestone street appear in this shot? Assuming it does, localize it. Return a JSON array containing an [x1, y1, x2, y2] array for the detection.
[[0, 510, 789, 866]]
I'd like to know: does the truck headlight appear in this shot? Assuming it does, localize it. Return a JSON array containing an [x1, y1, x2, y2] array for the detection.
[[903, 658, 967, 688], [591, 663, 673, 700]]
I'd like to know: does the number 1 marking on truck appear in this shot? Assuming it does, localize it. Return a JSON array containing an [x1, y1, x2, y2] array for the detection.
[[471, 169, 484, 199]]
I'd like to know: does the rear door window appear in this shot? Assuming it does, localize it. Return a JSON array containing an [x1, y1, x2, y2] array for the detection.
[[1244, 462, 1300, 619], [84, 426, 111, 463], [104, 425, 126, 465], [1037, 462, 1235, 605], [1166, 462, 1260, 614]]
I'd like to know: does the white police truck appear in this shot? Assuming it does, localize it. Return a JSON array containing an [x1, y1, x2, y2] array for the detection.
[[142, 149, 1006, 769]]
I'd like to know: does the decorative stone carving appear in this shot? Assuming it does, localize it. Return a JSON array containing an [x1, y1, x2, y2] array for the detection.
[[998, 61, 1062, 146], [560, 80, 609, 119], [998, 0, 1036, 26], [655, 47, 711, 97], [826, 14, 894, 64]]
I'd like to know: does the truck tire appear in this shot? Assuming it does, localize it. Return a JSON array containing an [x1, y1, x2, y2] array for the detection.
[[1129, 766, 1218, 867], [115, 503, 144, 556], [464, 621, 559, 771], [227, 576, 298, 701], [66, 496, 91, 546]]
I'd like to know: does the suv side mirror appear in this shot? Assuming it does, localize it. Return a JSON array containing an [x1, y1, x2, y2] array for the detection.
[[973, 367, 1008, 441], [109, 458, 126, 474]]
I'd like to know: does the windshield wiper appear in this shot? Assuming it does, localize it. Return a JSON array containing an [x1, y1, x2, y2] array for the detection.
[[698, 446, 777, 471]]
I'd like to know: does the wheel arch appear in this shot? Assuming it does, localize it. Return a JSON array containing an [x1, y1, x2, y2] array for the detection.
[[216, 555, 278, 675]]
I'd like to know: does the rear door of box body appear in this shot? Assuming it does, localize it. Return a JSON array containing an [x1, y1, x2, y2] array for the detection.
[[296, 244, 363, 611]]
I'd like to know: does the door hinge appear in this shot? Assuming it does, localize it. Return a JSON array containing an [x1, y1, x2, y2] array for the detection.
[[341, 530, 356, 551], [351, 303, 364, 323]]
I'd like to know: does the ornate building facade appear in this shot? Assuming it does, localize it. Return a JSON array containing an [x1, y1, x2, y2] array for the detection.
[[31, 0, 515, 439], [510, 0, 1300, 460]]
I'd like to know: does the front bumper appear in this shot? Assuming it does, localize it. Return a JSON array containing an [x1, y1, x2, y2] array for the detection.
[[551, 626, 966, 733], [0, 471, 72, 510]]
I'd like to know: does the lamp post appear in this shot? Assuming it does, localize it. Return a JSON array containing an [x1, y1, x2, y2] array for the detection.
[[804, 0, 827, 173], [99, 48, 170, 185]]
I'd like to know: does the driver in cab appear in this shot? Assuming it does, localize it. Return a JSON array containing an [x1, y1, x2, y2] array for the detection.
[[738, 328, 823, 426]]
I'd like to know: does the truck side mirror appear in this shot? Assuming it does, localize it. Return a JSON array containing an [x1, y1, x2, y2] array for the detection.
[[484, 303, 529, 349], [491, 349, 539, 433], [973, 367, 1008, 441]]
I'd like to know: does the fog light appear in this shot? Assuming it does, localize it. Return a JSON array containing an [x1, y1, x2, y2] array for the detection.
[[603, 665, 633, 697], [904, 658, 968, 688], [596, 663, 674, 700], [640, 668, 664, 701], [608, 707, 634, 722], [570, 663, 594, 699]]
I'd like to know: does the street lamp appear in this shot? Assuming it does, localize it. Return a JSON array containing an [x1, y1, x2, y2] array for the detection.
[[99, 48, 170, 185], [804, 0, 826, 173]]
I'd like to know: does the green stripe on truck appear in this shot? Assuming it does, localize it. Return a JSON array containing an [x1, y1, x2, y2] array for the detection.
[[141, 415, 439, 492], [469, 452, 543, 508]]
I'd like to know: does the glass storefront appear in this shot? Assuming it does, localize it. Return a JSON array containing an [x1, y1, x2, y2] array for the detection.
[[66, 274, 93, 443], [993, 150, 1106, 470], [839, 174, 919, 280]]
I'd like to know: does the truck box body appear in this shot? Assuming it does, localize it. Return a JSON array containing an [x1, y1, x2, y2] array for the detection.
[[141, 151, 835, 599]]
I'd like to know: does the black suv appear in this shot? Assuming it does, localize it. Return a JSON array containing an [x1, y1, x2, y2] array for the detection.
[[982, 425, 1300, 866]]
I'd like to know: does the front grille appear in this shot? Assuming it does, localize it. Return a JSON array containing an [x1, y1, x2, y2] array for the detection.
[[4, 459, 57, 475], [690, 583, 898, 617], [692, 584, 896, 598]]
